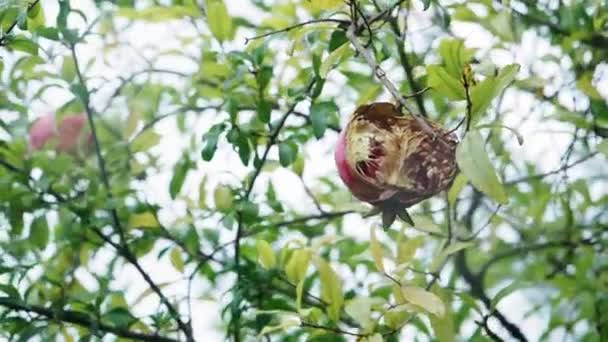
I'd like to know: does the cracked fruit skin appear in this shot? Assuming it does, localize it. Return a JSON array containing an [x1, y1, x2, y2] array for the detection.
[[335, 102, 458, 223], [29, 113, 91, 155]]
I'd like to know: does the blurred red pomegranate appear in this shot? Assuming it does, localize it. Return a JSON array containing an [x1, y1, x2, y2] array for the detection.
[[335, 102, 458, 227], [29, 113, 91, 155]]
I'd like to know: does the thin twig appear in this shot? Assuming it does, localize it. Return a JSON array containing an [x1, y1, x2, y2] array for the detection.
[[244, 18, 348, 44], [505, 152, 598, 185]]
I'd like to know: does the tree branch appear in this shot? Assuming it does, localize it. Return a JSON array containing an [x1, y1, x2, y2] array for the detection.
[[0, 0, 41, 47], [70, 44, 194, 342], [0, 298, 178, 342]]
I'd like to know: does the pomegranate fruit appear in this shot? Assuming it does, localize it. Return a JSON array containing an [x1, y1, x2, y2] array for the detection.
[[335, 102, 458, 227], [29, 113, 91, 155]]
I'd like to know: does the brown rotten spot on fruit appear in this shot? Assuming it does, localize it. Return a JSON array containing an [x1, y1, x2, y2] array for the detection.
[[335, 102, 458, 228]]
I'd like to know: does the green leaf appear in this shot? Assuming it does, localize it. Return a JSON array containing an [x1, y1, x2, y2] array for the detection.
[[0, 284, 21, 300], [319, 43, 353, 78], [128, 212, 159, 229], [370, 227, 385, 272], [427, 65, 465, 100], [29, 215, 49, 250], [278, 142, 298, 167], [257, 99, 271, 123], [256, 240, 276, 269], [201, 123, 225, 161], [170, 247, 184, 272], [401, 286, 445, 317], [309, 101, 336, 139], [470, 64, 520, 121], [131, 130, 161, 153], [102, 307, 136, 328], [456, 131, 508, 204], [169, 156, 192, 200], [438, 39, 474, 78], [284, 249, 311, 284], [8, 37, 38, 55], [328, 30, 347, 52], [205, 0, 234, 42], [316, 258, 343, 322]]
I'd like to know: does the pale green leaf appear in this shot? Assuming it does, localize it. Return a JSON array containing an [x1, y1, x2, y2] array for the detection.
[[316, 258, 343, 322], [456, 131, 508, 204], [285, 249, 311, 284], [370, 227, 385, 272], [411, 216, 443, 235], [131, 130, 161, 152], [258, 315, 300, 337], [170, 247, 184, 272], [128, 212, 159, 229], [438, 39, 474, 78], [213, 184, 233, 212], [345, 297, 384, 332], [401, 286, 445, 317], [118, 6, 200, 22], [205, 0, 234, 42], [256, 240, 276, 269], [429, 286, 455, 342], [397, 236, 424, 265], [319, 43, 354, 78], [427, 65, 465, 100], [447, 174, 467, 205], [442, 241, 475, 256], [124, 111, 141, 140], [470, 64, 520, 121]]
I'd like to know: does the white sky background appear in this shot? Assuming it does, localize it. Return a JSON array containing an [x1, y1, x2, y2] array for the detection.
[[6, 0, 608, 341]]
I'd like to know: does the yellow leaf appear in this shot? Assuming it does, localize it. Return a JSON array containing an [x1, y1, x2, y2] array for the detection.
[[370, 227, 385, 272], [256, 240, 276, 269], [128, 212, 159, 229]]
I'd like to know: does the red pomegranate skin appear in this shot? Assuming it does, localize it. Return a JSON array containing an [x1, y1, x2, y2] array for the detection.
[[29, 113, 91, 154], [335, 102, 458, 208]]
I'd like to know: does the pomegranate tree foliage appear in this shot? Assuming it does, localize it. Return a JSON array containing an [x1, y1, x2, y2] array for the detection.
[[0, 0, 607, 341]]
